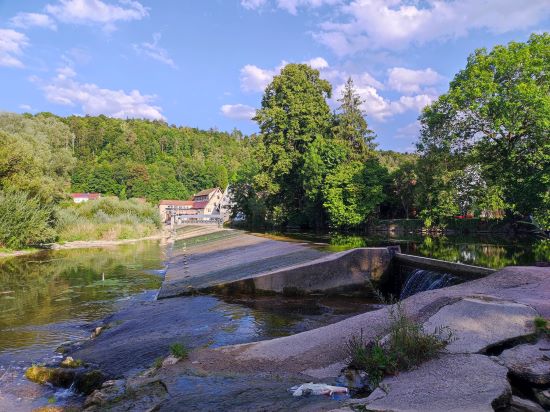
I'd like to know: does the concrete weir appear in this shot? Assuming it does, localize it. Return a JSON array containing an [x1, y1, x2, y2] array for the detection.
[[159, 231, 498, 299]]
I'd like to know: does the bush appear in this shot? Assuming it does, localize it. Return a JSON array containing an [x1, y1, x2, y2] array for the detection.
[[346, 302, 453, 388], [0, 190, 56, 249], [55, 197, 161, 242], [169, 342, 188, 359]]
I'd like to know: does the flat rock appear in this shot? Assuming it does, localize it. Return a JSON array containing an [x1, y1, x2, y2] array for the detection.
[[362, 354, 510, 412], [422, 296, 537, 353], [500, 337, 550, 385], [509, 395, 545, 412]]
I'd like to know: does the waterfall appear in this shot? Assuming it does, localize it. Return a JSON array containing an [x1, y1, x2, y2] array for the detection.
[[400, 269, 458, 300]]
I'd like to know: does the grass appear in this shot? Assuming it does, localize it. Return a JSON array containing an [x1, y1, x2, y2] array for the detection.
[[346, 301, 454, 389], [56, 197, 161, 242], [534, 316, 549, 335], [169, 342, 188, 359]]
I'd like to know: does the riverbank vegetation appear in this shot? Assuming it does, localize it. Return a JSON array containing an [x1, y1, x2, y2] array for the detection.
[[0, 33, 547, 249], [230, 33, 549, 232]]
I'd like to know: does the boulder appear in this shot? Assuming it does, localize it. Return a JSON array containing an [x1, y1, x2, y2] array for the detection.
[[509, 395, 545, 412], [499, 337, 550, 385], [84, 379, 125, 408], [361, 354, 511, 412], [422, 296, 537, 353], [533, 389, 550, 409]]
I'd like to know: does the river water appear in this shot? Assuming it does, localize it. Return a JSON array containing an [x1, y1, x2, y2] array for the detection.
[[0, 234, 546, 410]]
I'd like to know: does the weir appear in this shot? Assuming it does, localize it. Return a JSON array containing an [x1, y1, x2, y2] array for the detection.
[[159, 231, 497, 299]]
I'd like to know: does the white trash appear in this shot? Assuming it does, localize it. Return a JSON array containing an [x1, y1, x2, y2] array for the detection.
[[290, 382, 349, 397]]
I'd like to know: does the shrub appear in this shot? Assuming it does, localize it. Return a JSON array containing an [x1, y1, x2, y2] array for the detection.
[[534, 316, 549, 335], [346, 302, 454, 388], [169, 342, 188, 359], [0, 189, 56, 249]]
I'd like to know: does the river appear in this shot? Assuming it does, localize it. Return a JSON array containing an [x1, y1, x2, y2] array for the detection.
[[0, 233, 546, 410]]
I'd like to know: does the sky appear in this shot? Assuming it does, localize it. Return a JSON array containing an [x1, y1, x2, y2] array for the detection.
[[0, 0, 549, 152]]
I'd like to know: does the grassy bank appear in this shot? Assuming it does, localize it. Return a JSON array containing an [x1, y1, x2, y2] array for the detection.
[[55, 197, 162, 242]]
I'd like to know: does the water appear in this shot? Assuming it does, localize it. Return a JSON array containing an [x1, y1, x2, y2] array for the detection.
[[266, 232, 549, 269], [400, 269, 458, 299]]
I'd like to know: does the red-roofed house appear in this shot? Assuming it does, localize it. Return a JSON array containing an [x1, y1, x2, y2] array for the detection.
[[70, 193, 101, 203], [159, 187, 225, 224]]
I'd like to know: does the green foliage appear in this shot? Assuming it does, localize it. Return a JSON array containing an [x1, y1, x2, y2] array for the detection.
[[55, 197, 161, 242], [169, 342, 188, 359], [346, 302, 453, 389], [418, 33, 550, 227], [0, 190, 56, 249], [534, 316, 549, 336]]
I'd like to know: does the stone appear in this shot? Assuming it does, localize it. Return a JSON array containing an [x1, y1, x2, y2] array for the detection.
[[533, 389, 550, 409], [73, 370, 106, 395], [60, 356, 83, 368], [161, 355, 179, 367], [500, 337, 550, 385], [422, 296, 537, 353], [84, 379, 125, 408], [24, 365, 76, 387], [361, 354, 510, 412], [509, 395, 545, 412]]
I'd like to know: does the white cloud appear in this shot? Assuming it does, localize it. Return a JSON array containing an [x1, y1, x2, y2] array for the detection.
[[387, 67, 442, 94], [395, 120, 420, 140], [45, 0, 148, 30], [240, 63, 282, 92], [19, 104, 33, 111], [221, 104, 256, 120], [315, 0, 550, 54], [34, 67, 164, 120], [0, 29, 29, 68], [133, 33, 177, 69], [10, 12, 57, 30], [303, 56, 329, 70], [241, 0, 267, 10]]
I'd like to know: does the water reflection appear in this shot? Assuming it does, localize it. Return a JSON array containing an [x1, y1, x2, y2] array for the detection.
[[0, 241, 164, 353]]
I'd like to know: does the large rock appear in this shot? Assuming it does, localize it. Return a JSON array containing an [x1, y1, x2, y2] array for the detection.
[[500, 337, 550, 385], [361, 354, 510, 412], [422, 296, 537, 353]]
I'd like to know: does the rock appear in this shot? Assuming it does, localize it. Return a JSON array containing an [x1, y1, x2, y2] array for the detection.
[[499, 337, 550, 385], [161, 355, 179, 367], [84, 379, 125, 408], [60, 356, 84, 368], [335, 368, 369, 393], [533, 389, 550, 409], [90, 326, 103, 339], [422, 296, 537, 353], [361, 354, 511, 412], [509, 395, 545, 412], [74, 369, 106, 395], [25, 365, 76, 387]]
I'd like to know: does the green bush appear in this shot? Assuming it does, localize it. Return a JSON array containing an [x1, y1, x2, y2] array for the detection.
[[346, 302, 453, 388], [0, 190, 56, 249], [169, 342, 188, 359], [55, 197, 161, 242]]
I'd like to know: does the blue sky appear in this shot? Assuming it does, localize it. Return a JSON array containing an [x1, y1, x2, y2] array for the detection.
[[0, 0, 549, 152]]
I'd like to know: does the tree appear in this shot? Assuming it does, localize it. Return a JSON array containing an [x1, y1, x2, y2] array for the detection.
[[418, 33, 550, 227], [254, 63, 333, 225], [323, 159, 386, 229], [333, 77, 376, 156]]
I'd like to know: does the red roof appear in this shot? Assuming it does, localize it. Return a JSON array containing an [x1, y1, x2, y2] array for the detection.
[[194, 187, 220, 197], [159, 200, 194, 206], [70, 193, 101, 199], [192, 201, 209, 209]]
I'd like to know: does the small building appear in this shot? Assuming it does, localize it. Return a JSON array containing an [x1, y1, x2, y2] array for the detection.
[[158, 199, 195, 222], [70, 193, 101, 203], [191, 187, 223, 215], [159, 187, 225, 224]]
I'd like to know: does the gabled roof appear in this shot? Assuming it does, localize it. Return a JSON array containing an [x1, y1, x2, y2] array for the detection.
[[159, 200, 194, 206], [194, 187, 220, 197]]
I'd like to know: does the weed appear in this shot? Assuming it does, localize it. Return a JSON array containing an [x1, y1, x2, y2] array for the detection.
[[153, 357, 164, 369], [345, 301, 454, 389], [169, 343, 188, 359], [534, 316, 549, 335]]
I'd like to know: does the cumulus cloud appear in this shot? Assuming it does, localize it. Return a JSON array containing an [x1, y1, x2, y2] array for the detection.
[[387, 67, 442, 94], [220, 104, 256, 120], [10, 12, 57, 30], [395, 120, 421, 140], [34, 67, 164, 120], [315, 0, 550, 54], [133, 33, 177, 68], [242, 0, 341, 14], [45, 0, 148, 30], [0, 29, 29, 68]]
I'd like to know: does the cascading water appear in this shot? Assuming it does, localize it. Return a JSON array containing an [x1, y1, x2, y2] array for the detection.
[[400, 269, 458, 300]]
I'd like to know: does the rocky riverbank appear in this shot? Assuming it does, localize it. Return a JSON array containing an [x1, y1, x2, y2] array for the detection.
[[33, 264, 549, 411]]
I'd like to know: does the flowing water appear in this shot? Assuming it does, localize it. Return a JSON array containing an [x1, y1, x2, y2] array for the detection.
[[399, 269, 458, 299]]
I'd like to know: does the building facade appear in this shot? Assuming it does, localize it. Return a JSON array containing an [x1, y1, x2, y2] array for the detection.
[[159, 187, 225, 224]]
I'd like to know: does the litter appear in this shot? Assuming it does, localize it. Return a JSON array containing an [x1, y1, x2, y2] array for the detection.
[[290, 382, 348, 397]]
